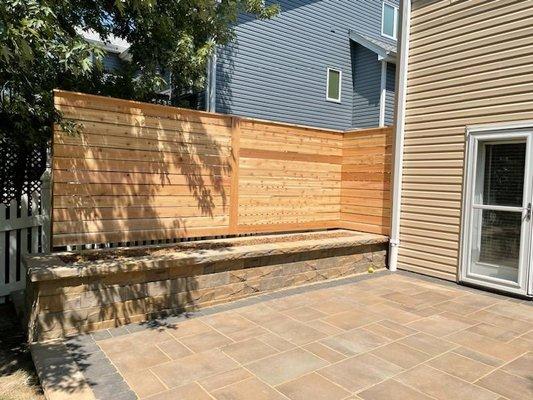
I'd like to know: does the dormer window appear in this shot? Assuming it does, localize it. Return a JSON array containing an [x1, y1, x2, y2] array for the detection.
[[382, 2, 398, 40]]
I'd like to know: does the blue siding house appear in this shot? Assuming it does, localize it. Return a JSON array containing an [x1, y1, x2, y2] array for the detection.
[[84, 1, 398, 130], [208, 0, 399, 130]]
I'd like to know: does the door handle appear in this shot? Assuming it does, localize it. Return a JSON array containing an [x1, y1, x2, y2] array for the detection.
[[525, 203, 531, 221]]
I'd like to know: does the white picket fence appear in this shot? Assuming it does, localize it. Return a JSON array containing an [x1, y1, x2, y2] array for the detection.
[[0, 173, 50, 302]]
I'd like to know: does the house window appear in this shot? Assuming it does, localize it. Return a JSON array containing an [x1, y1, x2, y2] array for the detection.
[[382, 2, 398, 40], [326, 68, 342, 102]]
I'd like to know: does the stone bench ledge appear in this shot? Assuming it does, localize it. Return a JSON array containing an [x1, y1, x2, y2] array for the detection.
[[25, 230, 388, 283]]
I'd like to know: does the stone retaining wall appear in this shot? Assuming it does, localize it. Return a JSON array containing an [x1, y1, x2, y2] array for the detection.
[[25, 235, 387, 341]]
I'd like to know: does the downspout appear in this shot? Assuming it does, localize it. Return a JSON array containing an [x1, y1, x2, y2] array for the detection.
[[389, 0, 411, 272]]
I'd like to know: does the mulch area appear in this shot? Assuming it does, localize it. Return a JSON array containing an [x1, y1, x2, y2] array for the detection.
[[0, 302, 44, 400], [59, 230, 356, 264]]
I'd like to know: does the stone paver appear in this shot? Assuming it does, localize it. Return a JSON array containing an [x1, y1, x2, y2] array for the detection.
[[426, 351, 495, 382], [395, 365, 500, 400], [317, 353, 403, 392], [221, 338, 277, 364], [211, 377, 286, 400], [358, 379, 433, 400], [276, 372, 350, 400], [43, 271, 533, 399], [477, 369, 533, 400], [246, 348, 328, 386], [370, 342, 431, 369]]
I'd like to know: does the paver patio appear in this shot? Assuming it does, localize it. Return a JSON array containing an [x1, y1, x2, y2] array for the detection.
[[36, 271, 533, 400]]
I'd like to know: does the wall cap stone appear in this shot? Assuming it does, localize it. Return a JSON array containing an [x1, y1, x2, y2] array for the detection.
[[26, 230, 388, 282]]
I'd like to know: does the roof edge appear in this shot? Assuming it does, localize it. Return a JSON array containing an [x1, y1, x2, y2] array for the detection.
[[348, 30, 397, 63]]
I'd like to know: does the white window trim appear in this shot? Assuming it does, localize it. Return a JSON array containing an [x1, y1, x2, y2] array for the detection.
[[381, 2, 398, 41], [326, 67, 342, 103], [459, 124, 533, 296]]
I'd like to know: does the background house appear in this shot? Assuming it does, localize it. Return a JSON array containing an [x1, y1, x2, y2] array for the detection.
[[87, 1, 399, 131], [209, 0, 399, 130], [78, 29, 131, 72]]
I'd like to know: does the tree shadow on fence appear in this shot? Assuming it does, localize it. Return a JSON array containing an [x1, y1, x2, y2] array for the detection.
[[52, 91, 237, 250], [30, 95, 239, 393]]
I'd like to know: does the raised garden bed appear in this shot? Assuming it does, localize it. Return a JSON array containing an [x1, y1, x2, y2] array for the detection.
[[24, 229, 388, 341]]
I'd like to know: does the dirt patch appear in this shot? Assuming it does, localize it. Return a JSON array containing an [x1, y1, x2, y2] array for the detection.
[[0, 303, 44, 400], [59, 230, 357, 264]]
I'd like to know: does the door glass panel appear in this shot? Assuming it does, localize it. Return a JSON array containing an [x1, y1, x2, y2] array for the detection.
[[482, 143, 526, 207], [470, 140, 527, 285], [471, 209, 521, 283]]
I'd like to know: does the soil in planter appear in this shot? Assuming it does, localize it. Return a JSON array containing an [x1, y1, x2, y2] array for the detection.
[[58, 230, 358, 264]]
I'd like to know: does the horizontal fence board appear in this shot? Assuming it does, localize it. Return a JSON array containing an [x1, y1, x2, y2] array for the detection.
[[240, 148, 342, 164], [53, 207, 229, 222], [53, 216, 230, 235], [51, 90, 392, 246], [340, 127, 393, 236]]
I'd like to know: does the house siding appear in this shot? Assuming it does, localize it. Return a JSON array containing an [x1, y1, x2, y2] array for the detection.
[[398, 0, 533, 281], [216, 0, 398, 130], [352, 44, 381, 128]]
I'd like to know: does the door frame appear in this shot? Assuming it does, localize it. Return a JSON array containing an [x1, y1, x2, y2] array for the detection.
[[460, 121, 533, 297]]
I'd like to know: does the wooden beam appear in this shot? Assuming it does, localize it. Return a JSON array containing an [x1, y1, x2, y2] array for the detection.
[[229, 117, 241, 233]]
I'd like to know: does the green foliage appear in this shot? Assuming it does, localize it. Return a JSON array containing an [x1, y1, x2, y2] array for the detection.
[[0, 0, 280, 149], [0, 0, 103, 148]]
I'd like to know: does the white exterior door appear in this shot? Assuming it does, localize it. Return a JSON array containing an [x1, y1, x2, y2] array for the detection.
[[461, 126, 533, 296]]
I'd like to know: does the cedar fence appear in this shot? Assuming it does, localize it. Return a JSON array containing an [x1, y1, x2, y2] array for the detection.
[[51, 90, 392, 248]]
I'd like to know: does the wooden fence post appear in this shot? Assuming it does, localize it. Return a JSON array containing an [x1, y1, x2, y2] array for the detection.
[[229, 117, 241, 233]]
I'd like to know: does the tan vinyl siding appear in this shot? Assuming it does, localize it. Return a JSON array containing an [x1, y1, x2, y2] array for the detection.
[[399, 0, 533, 280]]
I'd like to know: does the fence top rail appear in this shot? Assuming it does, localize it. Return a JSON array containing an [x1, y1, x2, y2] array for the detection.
[[0, 215, 44, 232], [344, 126, 394, 135], [54, 90, 392, 137]]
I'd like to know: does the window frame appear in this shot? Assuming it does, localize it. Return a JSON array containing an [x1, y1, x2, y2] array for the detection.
[[326, 67, 342, 103], [381, 2, 399, 40], [459, 124, 533, 296]]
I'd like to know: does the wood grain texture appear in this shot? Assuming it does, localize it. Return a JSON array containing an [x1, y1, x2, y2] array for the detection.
[[52, 91, 390, 247], [53, 91, 233, 247], [340, 127, 393, 236], [236, 118, 343, 227]]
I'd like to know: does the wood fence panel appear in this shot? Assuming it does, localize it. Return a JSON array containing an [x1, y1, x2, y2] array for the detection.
[[53, 91, 234, 246], [52, 90, 391, 247], [236, 119, 343, 231], [340, 127, 393, 235]]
